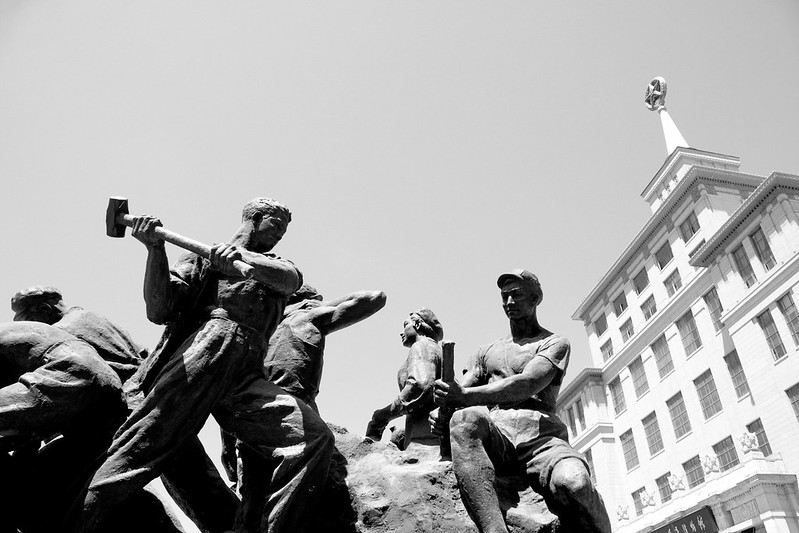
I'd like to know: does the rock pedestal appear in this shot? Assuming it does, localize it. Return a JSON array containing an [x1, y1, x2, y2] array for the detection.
[[311, 424, 559, 533]]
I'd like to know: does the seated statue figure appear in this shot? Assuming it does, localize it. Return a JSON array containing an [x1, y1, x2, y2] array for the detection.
[[366, 308, 443, 450], [432, 270, 611, 533]]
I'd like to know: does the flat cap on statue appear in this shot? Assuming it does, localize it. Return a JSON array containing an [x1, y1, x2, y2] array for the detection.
[[496, 269, 543, 304]]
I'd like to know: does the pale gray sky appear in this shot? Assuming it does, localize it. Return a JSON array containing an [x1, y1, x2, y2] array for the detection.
[[2, 1, 798, 461]]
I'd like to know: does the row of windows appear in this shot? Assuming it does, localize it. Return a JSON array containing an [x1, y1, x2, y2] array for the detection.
[[628, 420, 772, 516], [618, 377, 792, 478], [596, 271, 712, 365], [593, 218, 781, 367], [756, 292, 799, 361], [592, 212, 702, 342], [613, 363, 733, 438], [617, 371, 728, 472], [609, 289, 799, 417], [612, 357, 799, 475], [565, 398, 586, 439], [607, 311, 706, 411], [731, 226, 777, 289], [598, 291, 693, 364]]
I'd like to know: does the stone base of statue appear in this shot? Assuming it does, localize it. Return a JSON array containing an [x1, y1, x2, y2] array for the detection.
[[310, 423, 559, 533]]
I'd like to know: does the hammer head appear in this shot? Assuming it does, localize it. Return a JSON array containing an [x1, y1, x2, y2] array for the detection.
[[106, 196, 129, 237]]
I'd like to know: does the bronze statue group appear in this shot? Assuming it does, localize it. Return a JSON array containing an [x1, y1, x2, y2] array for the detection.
[[0, 198, 611, 533]]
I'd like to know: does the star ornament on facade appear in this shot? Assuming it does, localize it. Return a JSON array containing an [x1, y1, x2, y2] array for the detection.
[[645, 76, 668, 110]]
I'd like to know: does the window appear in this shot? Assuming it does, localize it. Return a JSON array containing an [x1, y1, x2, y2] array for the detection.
[[627, 356, 649, 398], [664, 269, 682, 297], [601, 339, 614, 362], [633, 268, 650, 294], [651, 335, 674, 378], [620, 429, 639, 470], [757, 309, 787, 360], [594, 313, 607, 336], [724, 350, 750, 399], [655, 473, 672, 503], [683, 455, 705, 488], [621, 318, 634, 342], [567, 407, 578, 436], [750, 227, 776, 271], [746, 419, 772, 456], [679, 212, 700, 241], [609, 377, 626, 415], [642, 412, 664, 456], [642, 295, 657, 321], [628, 357, 649, 398], [713, 436, 740, 472], [667, 392, 692, 438], [703, 287, 724, 332], [631, 487, 646, 516], [732, 244, 757, 288], [787, 383, 799, 422], [655, 242, 674, 270], [575, 399, 586, 430], [584, 448, 596, 483], [694, 370, 723, 419], [777, 293, 799, 345], [676, 310, 702, 355], [614, 293, 628, 315]]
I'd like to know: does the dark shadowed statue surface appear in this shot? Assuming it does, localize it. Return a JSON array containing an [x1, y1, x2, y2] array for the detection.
[[433, 270, 612, 533], [263, 284, 387, 413], [221, 283, 386, 488], [10, 285, 233, 533], [366, 308, 443, 450], [77, 197, 335, 533], [0, 322, 127, 532]]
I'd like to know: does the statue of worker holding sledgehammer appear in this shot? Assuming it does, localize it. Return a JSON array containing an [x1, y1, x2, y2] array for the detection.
[[77, 197, 334, 533]]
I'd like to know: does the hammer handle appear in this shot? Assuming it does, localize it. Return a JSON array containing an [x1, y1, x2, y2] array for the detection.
[[117, 214, 254, 278]]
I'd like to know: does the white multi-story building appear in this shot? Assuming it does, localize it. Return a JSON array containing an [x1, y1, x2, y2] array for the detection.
[[562, 79, 799, 533]]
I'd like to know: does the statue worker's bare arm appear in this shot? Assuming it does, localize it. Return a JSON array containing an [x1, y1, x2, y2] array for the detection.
[[366, 340, 438, 439], [131, 216, 174, 324], [210, 244, 300, 296], [311, 290, 387, 336], [435, 352, 560, 409]]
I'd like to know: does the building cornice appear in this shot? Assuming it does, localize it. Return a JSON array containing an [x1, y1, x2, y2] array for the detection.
[[571, 421, 615, 451], [640, 147, 740, 202], [572, 166, 763, 322], [559, 367, 603, 403], [690, 172, 799, 267]]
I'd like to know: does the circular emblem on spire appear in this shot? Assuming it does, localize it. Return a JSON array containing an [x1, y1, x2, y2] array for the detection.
[[644, 76, 667, 111]]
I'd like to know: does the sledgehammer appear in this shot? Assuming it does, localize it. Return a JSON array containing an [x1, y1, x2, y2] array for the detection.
[[106, 196, 254, 278]]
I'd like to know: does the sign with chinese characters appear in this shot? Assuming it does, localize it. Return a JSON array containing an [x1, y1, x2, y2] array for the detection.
[[650, 506, 718, 533]]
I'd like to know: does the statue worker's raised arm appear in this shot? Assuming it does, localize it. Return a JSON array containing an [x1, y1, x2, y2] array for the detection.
[[131, 215, 176, 324], [210, 243, 301, 297], [312, 290, 387, 336]]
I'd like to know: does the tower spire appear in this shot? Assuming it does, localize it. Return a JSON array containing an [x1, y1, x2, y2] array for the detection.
[[645, 77, 688, 155]]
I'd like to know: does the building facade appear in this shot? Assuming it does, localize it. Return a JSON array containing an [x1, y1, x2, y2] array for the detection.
[[563, 82, 799, 533]]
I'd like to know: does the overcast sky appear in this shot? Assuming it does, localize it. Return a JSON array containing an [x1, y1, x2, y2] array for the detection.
[[2, 2, 798, 495]]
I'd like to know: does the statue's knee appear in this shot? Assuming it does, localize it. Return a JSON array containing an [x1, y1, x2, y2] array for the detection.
[[551, 459, 592, 502], [449, 407, 489, 441]]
